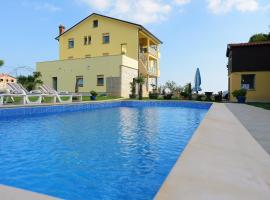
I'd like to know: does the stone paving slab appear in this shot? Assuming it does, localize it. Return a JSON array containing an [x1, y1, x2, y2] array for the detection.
[[155, 103, 270, 200], [0, 185, 59, 200], [226, 103, 270, 154]]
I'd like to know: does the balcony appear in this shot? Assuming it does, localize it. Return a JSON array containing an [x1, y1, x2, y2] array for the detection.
[[139, 45, 159, 58], [139, 53, 159, 77]]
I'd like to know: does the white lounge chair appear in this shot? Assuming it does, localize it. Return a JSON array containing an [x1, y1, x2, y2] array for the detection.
[[39, 84, 82, 103], [0, 93, 26, 106], [6, 83, 42, 104]]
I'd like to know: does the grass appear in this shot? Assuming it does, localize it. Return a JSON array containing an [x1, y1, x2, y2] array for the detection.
[[247, 102, 270, 110], [82, 96, 121, 101], [3, 95, 121, 104]]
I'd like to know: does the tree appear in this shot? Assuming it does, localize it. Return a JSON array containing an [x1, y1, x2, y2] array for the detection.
[[135, 75, 145, 100], [165, 81, 177, 92], [17, 71, 43, 91], [129, 80, 136, 98], [0, 60, 4, 67], [249, 33, 270, 43], [183, 83, 192, 100]]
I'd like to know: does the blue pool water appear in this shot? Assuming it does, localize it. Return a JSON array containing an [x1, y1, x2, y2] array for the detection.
[[0, 103, 208, 199]]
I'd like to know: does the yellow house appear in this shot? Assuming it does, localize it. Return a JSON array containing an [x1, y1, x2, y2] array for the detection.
[[36, 13, 162, 97], [226, 42, 270, 102]]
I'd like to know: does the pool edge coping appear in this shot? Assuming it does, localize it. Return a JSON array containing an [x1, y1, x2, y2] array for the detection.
[[155, 103, 270, 200]]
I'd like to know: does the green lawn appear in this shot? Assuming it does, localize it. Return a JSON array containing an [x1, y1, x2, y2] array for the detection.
[[3, 96, 121, 104], [82, 96, 121, 101], [247, 102, 270, 110]]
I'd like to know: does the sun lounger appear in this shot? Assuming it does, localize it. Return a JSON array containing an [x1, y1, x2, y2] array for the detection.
[[39, 84, 82, 103], [6, 83, 42, 104], [0, 92, 26, 106]]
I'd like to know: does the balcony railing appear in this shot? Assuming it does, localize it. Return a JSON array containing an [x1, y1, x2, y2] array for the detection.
[[148, 46, 158, 58], [139, 46, 159, 58], [139, 53, 158, 76], [139, 53, 147, 66]]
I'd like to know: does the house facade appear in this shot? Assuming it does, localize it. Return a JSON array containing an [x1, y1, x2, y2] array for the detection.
[[37, 13, 161, 97], [0, 74, 17, 89], [226, 42, 270, 102]]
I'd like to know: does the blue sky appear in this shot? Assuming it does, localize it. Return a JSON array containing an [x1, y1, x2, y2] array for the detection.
[[0, 0, 269, 92]]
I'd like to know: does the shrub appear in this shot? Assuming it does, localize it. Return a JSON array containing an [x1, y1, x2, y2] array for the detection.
[[163, 93, 173, 100], [196, 94, 203, 101], [90, 90, 98, 96], [17, 71, 43, 91], [180, 91, 188, 98], [232, 89, 247, 97], [149, 92, 158, 99]]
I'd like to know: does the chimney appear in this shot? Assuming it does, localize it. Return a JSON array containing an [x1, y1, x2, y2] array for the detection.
[[59, 25, 65, 35]]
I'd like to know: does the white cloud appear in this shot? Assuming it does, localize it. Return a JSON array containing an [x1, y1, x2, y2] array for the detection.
[[78, 0, 266, 23], [174, 0, 191, 5], [207, 0, 259, 14], [79, 0, 172, 24]]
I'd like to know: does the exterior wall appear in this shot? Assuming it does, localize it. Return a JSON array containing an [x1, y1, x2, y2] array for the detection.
[[0, 74, 17, 89], [59, 15, 139, 61], [120, 66, 138, 97], [36, 55, 138, 97], [230, 45, 270, 72], [229, 71, 270, 102]]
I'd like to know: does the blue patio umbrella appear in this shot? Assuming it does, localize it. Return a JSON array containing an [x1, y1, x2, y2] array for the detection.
[[193, 68, 202, 93]]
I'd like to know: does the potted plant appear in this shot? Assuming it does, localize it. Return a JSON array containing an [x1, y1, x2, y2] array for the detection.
[[232, 89, 247, 103], [90, 90, 98, 100], [129, 81, 137, 99]]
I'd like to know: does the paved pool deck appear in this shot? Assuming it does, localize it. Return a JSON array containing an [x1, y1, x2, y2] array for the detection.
[[0, 185, 58, 200], [155, 103, 270, 200], [226, 103, 270, 155]]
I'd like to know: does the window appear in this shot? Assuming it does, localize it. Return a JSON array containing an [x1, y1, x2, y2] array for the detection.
[[102, 53, 109, 56], [68, 56, 74, 59], [102, 33, 110, 44], [93, 20, 98, 28], [76, 76, 83, 87], [85, 54, 91, 58], [68, 39, 74, 48], [84, 36, 87, 45], [121, 43, 127, 55], [97, 75, 104, 86], [241, 74, 255, 90], [84, 36, 91, 45]]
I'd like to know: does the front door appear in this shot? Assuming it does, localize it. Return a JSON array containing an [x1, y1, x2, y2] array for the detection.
[[52, 77, 57, 91]]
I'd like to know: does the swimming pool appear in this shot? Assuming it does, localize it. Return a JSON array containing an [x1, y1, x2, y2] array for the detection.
[[0, 101, 210, 199]]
